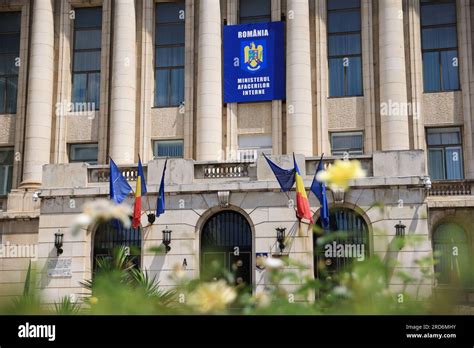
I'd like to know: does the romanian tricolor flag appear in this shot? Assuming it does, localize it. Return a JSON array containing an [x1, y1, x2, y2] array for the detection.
[[132, 157, 147, 229], [294, 154, 314, 224]]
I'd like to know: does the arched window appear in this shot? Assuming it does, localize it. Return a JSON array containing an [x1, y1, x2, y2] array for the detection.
[[201, 210, 252, 286], [313, 208, 369, 278], [93, 220, 141, 271], [433, 222, 470, 287]]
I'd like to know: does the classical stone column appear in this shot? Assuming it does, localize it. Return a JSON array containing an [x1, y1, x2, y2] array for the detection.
[[286, 0, 313, 156], [379, 0, 410, 150], [109, 0, 137, 163], [196, 0, 222, 161], [21, 0, 55, 188]]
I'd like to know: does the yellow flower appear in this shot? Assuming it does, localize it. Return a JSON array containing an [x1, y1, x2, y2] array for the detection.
[[187, 280, 237, 313], [316, 159, 366, 190], [251, 292, 271, 308], [89, 296, 99, 305]]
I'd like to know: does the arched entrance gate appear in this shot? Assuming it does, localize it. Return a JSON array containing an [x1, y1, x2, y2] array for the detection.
[[200, 210, 252, 287]]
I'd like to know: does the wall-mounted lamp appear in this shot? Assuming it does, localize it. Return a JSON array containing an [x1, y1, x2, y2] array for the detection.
[[276, 227, 286, 253], [162, 227, 172, 253], [54, 232, 64, 256], [395, 221, 406, 238]]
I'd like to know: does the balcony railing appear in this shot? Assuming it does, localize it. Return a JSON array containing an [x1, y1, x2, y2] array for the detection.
[[305, 155, 373, 177], [88, 165, 146, 183], [194, 162, 252, 179], [428, 180, 473, 196]]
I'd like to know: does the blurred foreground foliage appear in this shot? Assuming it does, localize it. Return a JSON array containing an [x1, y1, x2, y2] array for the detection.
[[1, 237, 467, 315]]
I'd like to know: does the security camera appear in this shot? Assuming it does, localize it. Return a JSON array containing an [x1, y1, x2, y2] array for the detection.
[[32, 191, 41, 202], [422, 176, 432, 190]]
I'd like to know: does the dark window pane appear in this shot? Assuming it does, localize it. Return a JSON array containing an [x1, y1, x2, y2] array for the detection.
[[0, 148, 13, 195], [422, 27, 457, 50], [240, 16, 271, 24], [87, 72, 100, 109], [5, 76, 17, 113], [327, 0, 360, 10], [73, 51, 101, 71], [0, 12, 21, 32], [0, 54, 17, 75], [0, 33, 20, 53], [72, 73, 87, 103], [445, 147, 463, 179], [70, 143, 98, 163], [156, 2, 185, 24], [427, 131, 442, 145], [155, 140, 184, 158], [155, 69, 169, 107], [346, 57, 362, 96], [428, 148, 445, 180], [74, 29, 101, 50], [421, 3, 456, 26], [422, 52, 441, 92], [170, 68, 184, 106], [74, 7, 102, 28], [328, 33, 361, 56], [440, 131, 460, 145], [156, 23, 185, 45], [240, 0, 271, 19], [0, 78, 5, 113], [328, 11, 360, 33], [156, 47, 185, 67], [441, 50, 459, 90], [331, 132, 363, 153], [329, 58, 344, 97]]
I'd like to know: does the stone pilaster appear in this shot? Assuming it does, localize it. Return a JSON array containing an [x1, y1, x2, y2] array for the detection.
[[21, 0, 55, 188], [196, 0, 222, 161], [379, 0, 410, 150], [109, 0, 137, 163], [286, 0, 313, 156]]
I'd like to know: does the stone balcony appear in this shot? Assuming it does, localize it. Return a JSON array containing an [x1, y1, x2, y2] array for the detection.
[[35, 150, 430, 196]]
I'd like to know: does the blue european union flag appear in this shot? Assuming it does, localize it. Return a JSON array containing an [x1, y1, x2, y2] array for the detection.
[[156, 159, 167, 217], [109, 158, 132, 204], [310, 154, 330, 230], [137, 157, 147, 194], [263, 153, 295, 192]]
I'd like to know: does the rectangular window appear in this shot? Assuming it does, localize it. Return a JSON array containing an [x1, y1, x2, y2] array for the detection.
[[421, 0, 459, 92], [330, 131, 364, 156], [327, 0, 362, 97], [238, 134, 272, 162], [153, 139, 184, 158], [239, 0, 271, 24], [427, 127, 463, 180], [72, 7, 102, 111], [0, 147, 14, 195], [0, 12, 21, 114], [69, 143, 98, 164], [155, 2, 185, 107]]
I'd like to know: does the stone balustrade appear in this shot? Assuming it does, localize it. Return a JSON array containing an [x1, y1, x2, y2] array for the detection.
[[428, 180, 474, 196]]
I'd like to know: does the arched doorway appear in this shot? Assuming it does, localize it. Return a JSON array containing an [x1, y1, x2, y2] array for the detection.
[[200, 210, 252, 287], [93, 220, 141, 271], [433, 222, 470, 287], [313, 208, 369, 278]]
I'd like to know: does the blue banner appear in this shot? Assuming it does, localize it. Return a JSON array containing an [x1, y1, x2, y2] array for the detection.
[[223, 22, 285, 103]]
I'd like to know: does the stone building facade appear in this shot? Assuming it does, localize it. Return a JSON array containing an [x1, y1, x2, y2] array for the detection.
[[0, 0, 473, 306]]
